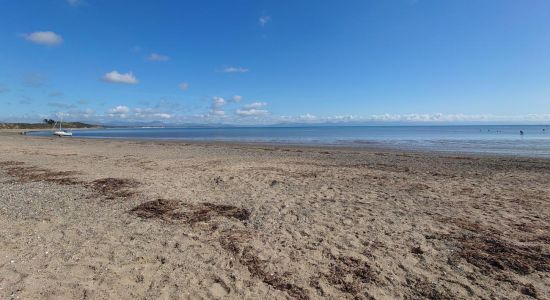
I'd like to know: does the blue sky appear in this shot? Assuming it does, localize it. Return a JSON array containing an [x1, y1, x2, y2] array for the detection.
[[1, 0, 550, 124]]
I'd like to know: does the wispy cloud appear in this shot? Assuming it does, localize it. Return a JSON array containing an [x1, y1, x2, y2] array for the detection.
[[105, 105, 173, 120], [220, 66, 249, 73], [22, 31, 63, 46], [19, 96, 33, 105], [48, 101, 76, 109], [0, 85, 10, 93], [259, 15, 271, 27], [231, 95, 242, 103], [133, 108, 173, 119], [101, 71, 139, 84], [242, 102, 267, 109], [236, 102, 269, 117], [67, 0, 84, 7], [276, 113, 550, 124], [148, 53, 170, 62], [23, 73, 48, 87], [179, 82, 189, 90], [48, 91, 64, 97]]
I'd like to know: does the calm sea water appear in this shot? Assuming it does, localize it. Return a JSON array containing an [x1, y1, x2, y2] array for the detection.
[[30, 125, 550, 157]]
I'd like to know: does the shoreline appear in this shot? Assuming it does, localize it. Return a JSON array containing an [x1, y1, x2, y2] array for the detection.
[[19, 132, 550, 161], [1, 133, 549, 299]]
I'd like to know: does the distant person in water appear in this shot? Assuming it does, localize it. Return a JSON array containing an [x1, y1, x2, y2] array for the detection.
[[520, 130, 524, 135]]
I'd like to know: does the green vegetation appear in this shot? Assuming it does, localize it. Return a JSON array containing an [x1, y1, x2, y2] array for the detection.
[[0, 121, 101, 129]]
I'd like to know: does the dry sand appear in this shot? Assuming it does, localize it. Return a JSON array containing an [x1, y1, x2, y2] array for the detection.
[[0, 133, 548, 299]]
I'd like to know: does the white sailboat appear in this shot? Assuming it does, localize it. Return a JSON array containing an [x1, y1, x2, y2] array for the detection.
[[53, 117, 73, 137]]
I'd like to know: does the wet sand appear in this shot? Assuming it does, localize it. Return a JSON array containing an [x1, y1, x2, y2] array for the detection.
[[0, 134, 548, 299]]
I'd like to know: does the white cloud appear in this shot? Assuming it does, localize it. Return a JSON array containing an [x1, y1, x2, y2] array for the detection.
[[22, 31, 63, 46], [108, 105, 130, 115], [236, 108, 268, 117], [236, 102, 269, 117], [243, 102, 267, 109], [148, 53, 170, 62], [104, 106, 174, 120], [133, 108, 173, 119], [102, 71, 139, 84], [213, 97, 226, 106], [220, 66, 249, 73], [231, 95, 242, 103], [210, 97, 226, 116], [259, 15, 271, 27], [179, 82, 189, 90], [300, 113, 317, 120]]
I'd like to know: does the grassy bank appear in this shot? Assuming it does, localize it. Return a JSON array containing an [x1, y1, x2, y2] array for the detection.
[[0, 122, 101, 130]]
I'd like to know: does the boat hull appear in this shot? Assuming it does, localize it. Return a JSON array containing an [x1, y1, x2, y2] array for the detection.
[[53, 131, 73, 137]]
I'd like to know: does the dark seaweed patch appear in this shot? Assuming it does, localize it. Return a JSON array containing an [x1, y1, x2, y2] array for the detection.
[[0, 161, 24, 167], [130, 199, 179, 219], [219, 232, 309, 300], [438, 218, 549, 275], [324, 256, 374, 296], [2, 163, 82, 185], [520, 284, 538, 298], [405, 277, 453, 300], [90, 177, 139, 199], [131, 200, 250, 224]]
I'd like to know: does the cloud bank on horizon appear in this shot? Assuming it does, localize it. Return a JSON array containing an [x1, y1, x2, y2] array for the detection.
[[1, 0, 550, 124]]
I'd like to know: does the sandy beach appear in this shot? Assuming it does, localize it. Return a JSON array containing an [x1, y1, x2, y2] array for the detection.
[[0, 133, 548, 299]]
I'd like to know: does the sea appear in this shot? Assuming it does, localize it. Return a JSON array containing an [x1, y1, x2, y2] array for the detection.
[[29, 125, 550, 158]]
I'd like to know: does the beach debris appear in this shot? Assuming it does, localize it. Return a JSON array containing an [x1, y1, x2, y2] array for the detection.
[[213, 176, 223, 184], [405, 277, 454, 299], [411, 246, 424, 255], [0, 162, 82, 185], [520, 284, 538, 298], [0, 161, 24, 167], [130, 200, 250, 224], [220, 232, 309, 299], [438, 218, 549, 275], [323, 255, 374, 296], [130, 199, 179, 219], [90, 177, 139, 199]]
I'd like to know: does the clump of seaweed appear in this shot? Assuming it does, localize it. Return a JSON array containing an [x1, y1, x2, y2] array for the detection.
[[220, 232, 309, 299], [1, 162, 82, 185], [90, 177, 140, 199], [438, 218, 549, 276], [130, 200, 250, 224], [405, 277, 453, 300], [130, 199, 179, 219], [0, 161, 25, 167], [324, 255, 374, 296]]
